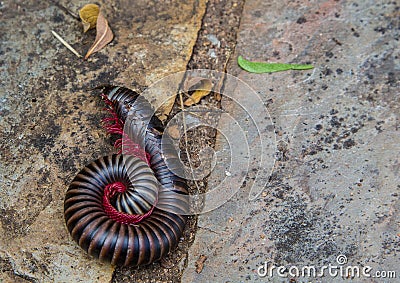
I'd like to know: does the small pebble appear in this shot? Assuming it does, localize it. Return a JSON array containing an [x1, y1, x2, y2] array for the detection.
[[206, 34, 220, 47]]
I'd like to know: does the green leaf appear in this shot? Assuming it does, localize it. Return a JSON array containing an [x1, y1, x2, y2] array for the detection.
[[237, 56, 314, 73]]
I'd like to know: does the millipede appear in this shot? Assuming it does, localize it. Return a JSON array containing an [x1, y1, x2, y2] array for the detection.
[[64, 86, 189, 266]]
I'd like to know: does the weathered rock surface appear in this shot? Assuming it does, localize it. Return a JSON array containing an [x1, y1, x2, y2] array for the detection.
[[183, 0, 399, 282], [0, 0, 205, 282]]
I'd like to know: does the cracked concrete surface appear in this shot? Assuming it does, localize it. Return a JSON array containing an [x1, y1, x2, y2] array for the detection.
[[182, 0, 399, 282]]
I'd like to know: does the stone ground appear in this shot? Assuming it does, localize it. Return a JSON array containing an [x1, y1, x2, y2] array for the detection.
[[1, 0, 399, 283], [183, 0, 399, 282]]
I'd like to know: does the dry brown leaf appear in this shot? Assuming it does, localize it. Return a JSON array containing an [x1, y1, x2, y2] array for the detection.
[[183, 78, 213, 106], [84, 11, 114, 59], [195, 254, 207, 273], [79, 4, 100, 33]]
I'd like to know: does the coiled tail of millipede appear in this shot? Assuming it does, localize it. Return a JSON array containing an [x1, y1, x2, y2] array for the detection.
[[64, 86, 189, 266]]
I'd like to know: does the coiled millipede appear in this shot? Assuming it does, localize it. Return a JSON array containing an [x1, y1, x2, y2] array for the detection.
[[64, 86, 189, 266]]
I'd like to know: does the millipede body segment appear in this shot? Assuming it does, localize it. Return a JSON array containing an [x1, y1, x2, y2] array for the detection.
[[64, 86, 189, 266]]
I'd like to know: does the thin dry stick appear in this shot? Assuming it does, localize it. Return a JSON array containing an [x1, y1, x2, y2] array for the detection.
[[51, 1, 80, 20], [179, 91, 202, 193], [181, 90, 199, 106], [51, 30, 82, 58], [214, 51, 231, 100]]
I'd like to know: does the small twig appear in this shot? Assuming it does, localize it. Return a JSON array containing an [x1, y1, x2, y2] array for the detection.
[[181, 109, 223, 119], [182, 109, 224, 113], [214, 51, 231, 100], [183, 110, 203, 119], [51, 1, 80, 20], [181, 90, 196, 102], [51, 30, 82, 58], [179, 92, 202, 193]]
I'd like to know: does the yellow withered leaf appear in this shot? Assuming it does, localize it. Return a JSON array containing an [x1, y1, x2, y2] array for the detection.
[[79, 4, 100, 33], [84, 11, 114, 59], [183, 78, 213, 106]]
